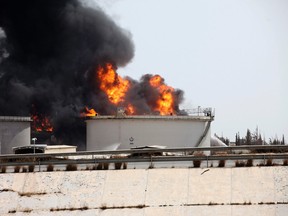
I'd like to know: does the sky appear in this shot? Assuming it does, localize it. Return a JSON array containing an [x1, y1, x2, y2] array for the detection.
[[93, 0, 288, 142]]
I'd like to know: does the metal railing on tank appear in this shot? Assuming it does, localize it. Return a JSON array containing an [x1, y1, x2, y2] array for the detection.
[[183, 107, 214, 117]]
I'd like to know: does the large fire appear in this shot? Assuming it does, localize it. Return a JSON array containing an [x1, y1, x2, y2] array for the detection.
[[97, 63, 130, 105], [32, 63, 179, 132], [81, 63, 177, 117], [149, 75, 175, 115]]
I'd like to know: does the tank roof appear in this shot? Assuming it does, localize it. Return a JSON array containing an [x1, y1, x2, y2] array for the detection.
[[86, 115, 214, 122], [0, 116, 32, 122]]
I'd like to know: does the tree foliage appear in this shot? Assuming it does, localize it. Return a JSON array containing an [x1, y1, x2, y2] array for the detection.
[[245, 129, 252, 145], [234, 126, 285, 146]]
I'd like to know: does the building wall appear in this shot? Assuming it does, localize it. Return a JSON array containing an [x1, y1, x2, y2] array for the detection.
[[0, 121, 31, 154], [0, 167, 287, 215], [87, 117, 211, 151]]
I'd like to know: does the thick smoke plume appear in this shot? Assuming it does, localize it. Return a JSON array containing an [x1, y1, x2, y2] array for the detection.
[[0, 0, 184, 149]]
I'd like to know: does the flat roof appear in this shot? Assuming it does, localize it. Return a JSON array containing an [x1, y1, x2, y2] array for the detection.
[[86, 115, 213, 121], [0, 116, 32, 122], [13, 145, 77, 154], [46, 145, 77, 149], [13, 145, 77, 150]]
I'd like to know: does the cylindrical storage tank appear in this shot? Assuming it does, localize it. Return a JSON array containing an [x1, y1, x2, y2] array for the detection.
[[86, 115, 213, 151], [0, 116, 31, 154]]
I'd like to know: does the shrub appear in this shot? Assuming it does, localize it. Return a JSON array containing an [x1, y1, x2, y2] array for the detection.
[[114, 162, 122, 170], [235, 161, 245, 167], [123, 163, 127, 169], [103, 163, 109, 170], [1, 166, 6, 173], [148, 164, 154, 169], [218, 160, 226, 167], [66, 164, 77, 171], [283, 159, 288, 166], [246, 159, 253, 167], [22, 167, 28, 172], [96, 163, 103, 170], [28, 165, 35, 172], [46, 164, 54, 172], [266, 159, 273, 166], [193, 160, 201, 168], [14, 166, 21, 173]]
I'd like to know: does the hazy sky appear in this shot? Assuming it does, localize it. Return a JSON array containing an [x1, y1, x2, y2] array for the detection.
[[94, 0, 288, 141]]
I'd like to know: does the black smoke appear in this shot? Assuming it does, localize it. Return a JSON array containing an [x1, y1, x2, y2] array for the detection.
[[0, 0, 184, 149], [0, 0, 134, 148]]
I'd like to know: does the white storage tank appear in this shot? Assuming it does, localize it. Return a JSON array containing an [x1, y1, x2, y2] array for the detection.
[[0, 116, 31, 154], [86, 114, 213, 151]]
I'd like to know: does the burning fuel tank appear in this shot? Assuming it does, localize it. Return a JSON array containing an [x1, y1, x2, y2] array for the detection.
[[86, 110, 214, 151], [0, 116, 31, 154]]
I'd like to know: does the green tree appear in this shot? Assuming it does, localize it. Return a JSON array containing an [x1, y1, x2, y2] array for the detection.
[[235, 133, 239, 146], [235, 132, 241, 146], [245, 129, 252, 145], [281, 135, 285, 145], [257, 134, 263, 145]]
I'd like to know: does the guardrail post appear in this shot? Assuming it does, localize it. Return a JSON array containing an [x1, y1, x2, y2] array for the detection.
[[150, 155, 153, 168], [206, 156, 209, 168], [263, 155, 266, 165], [38, 160, 41, 172]]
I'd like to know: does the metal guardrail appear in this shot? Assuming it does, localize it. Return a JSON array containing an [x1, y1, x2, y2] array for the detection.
[[0, 145, 288, 168], [0, 154, 288, 167], [1, 145, 288, 159]]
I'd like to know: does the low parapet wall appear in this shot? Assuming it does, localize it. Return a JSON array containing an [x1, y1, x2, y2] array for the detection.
[[0, 167, 288, 215]]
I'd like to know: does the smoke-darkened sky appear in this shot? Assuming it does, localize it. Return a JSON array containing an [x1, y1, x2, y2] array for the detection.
[[0, 0, 135, 146]]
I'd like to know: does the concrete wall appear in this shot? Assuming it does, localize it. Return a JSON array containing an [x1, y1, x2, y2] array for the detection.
[[0, 121, 31, 154], [87, 116, 211, 150], [0, 167, 287, 215]]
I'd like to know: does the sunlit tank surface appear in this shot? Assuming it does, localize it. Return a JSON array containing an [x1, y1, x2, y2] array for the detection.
[[0, 116, 31, 154], [86, 115, 213, 151]]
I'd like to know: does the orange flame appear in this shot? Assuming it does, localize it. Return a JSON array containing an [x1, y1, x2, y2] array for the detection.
[[149, 75, 175, 115], [149, 75, 162, 88], [80, 107, 98, 117], [126, 104, 136, 115], [94, 63, 177, 116], [32, 115, 54, 132], [97, 63, 130, 105]]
